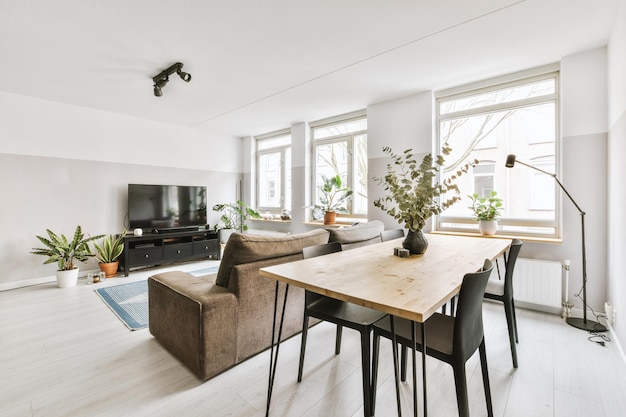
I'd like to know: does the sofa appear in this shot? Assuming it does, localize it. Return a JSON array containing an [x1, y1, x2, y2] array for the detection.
[[148, 220, 385, 380]]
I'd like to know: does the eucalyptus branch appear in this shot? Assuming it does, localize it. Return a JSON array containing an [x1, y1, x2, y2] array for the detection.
[[374, 146, 476, 232]]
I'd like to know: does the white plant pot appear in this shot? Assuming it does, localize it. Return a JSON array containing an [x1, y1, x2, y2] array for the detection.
[[479, 220, 498, 236], [219, 228, 234, 244], [56, 268, 79, 288]]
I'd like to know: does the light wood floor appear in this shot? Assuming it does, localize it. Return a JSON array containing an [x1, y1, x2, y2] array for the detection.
[[1, 260, 625, 417]]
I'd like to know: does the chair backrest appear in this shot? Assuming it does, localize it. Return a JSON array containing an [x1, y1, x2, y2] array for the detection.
[[453, 259, 493, 361], [503, 239, 523, 297], [302, 242, 343, 305], [302, 241, 342, 259], [380, 229, 405, 242]]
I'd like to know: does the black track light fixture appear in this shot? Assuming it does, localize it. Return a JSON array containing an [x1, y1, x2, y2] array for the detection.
[[152, 62, 191, 97], [177, 67, 191, 82]]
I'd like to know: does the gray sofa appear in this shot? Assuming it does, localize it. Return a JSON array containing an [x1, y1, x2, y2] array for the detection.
[[148, 221, 384, 380]]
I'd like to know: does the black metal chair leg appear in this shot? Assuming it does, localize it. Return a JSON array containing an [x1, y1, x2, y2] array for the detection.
[[512, 299, 519, 343], [479, 339, 494, 417], [452, 362, 469, 417], [400, 345, 408, 382], [335, 324, 343, 354], [504, 300, 518, 368], [360, 329, 372, 417], [371, 333, 380, 416]]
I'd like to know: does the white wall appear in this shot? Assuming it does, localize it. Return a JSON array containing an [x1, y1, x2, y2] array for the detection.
[[367, 92, 434, 230], [607, 0, 626, 345], [0, 92, 241, 289], [555, 48, 608, 320], [290, 122, 312, 234]]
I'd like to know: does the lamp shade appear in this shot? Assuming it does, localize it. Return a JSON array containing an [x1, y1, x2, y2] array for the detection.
[[505, 154, 516, 168]]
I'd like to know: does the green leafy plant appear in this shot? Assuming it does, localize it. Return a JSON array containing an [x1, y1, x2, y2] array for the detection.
[[93, 229, 127, 263], [30, 226, 104, 271], [373, 145, 476, 232], [212, 200, 261, 232], [468, 191, 503, 221], [310, 174, 353, 220]]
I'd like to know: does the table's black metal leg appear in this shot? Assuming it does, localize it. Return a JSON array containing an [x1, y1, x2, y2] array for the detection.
[[266, 281, 290, 417], [410, 321, 427, 417], [411, 321, 417, 417], [390, 316, 402, 417], [421, 322, 427, 417]]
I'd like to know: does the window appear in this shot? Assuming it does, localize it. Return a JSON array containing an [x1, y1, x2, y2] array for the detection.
[[436, 68, 560, 238], [311, 113, 367, 221], [256, 132, 291, 213], [473, 162, 495, 198]]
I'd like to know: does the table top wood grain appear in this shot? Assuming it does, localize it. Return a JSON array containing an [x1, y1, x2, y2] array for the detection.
[[260, 233, 512, 323]]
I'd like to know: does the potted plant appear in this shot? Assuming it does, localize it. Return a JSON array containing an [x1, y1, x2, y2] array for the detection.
[[373, 145, 475, 254], [468, 191, 503, 235], [212, 200, 261, 243], [310, 174, 353, 225], [93, 229, 127, 278], [30, 225, 104, 288]]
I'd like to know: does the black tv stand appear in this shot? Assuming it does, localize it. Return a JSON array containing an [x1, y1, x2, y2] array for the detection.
[[119, 229, 220, 276]]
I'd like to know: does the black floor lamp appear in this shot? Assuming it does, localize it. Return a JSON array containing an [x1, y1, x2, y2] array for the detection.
[[505, 154, 606, 332]]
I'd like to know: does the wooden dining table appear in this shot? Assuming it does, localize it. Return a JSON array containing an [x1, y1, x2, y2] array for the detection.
[[260, 233, 512, 417]]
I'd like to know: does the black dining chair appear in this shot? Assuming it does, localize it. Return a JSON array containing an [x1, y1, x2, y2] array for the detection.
[[298, 242, 388, 417], [380, 228, 405, 242], [484, 238, 522, 368], [371, 259, 495, 417]]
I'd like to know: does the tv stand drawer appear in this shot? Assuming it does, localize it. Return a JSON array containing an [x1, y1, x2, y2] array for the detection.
[[193, 240, 219, 259], [128, 247, 163, 266], [163, 243, 193, 260]]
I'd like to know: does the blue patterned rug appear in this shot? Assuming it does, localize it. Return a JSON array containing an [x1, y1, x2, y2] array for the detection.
[[95, 281, 149, 330], [95, 265, 219, 330]]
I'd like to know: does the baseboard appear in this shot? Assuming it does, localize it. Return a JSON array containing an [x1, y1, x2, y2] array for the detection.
[[0, 268, 101, 292], [0, 275, 56, 291], [606, 320, 626, 366], [516, 300, 562, 315]]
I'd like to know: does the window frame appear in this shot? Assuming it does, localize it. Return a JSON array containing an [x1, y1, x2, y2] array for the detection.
[[310, 111, 368, 222], [434, 66, 561, 239], [255, 130, 291, 213]]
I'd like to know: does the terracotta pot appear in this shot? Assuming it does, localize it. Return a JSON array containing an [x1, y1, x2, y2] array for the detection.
[[323, 211, 337, 225], [99, 261, 120, 278]]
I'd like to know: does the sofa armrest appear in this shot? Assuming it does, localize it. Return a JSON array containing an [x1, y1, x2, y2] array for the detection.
[[148, 271, 238, 380]]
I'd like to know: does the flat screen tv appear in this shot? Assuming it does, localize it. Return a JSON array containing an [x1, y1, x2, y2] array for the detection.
[[128, 184, 207, 231]]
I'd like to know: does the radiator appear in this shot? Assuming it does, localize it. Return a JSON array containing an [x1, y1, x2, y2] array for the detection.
[[491, 257, 562, 313]]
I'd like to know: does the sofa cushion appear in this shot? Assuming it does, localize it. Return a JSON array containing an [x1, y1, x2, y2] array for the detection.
[[328, 220, 385, 250], [215, 229, 330, 287]]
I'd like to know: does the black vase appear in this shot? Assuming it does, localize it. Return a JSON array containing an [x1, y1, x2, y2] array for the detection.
[[403, 230, 428, 254]]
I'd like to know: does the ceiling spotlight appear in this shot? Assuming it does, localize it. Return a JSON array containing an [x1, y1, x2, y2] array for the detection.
[[177, 68, 191, 82], [152, 62, 191, 97]]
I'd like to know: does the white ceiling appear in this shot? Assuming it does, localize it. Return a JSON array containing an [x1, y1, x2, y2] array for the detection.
[[0, 0, 621, 138]]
